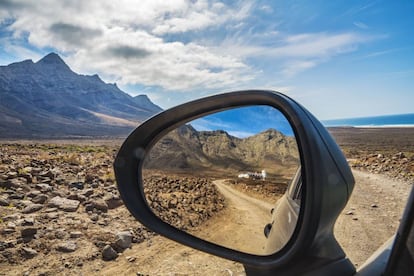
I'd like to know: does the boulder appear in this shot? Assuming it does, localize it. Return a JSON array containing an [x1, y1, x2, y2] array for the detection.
[[102, 245, 118, 261], [48, 196, 80, 212]]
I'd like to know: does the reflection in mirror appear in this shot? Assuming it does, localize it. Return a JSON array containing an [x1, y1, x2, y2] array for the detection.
[[142, 106, 301, 255]]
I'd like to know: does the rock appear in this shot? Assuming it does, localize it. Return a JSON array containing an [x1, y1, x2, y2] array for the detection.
[[115, 231, 133, 250], [35, 183, 53, 192], [102, 245, 118, 261], [7, 222, 16, 229], [19, 173, 33, 184], [2, 214, 20, 222], [70, 231, 82, 238], [0, 240, 14, 251], [1, 228, 16, 235], [126, 256, 136, 262], [371, 203, 378, 208], [31, 194, 48, 204], [345, 211, 354, 215], [56, 241, 77, 253], [67, 193, 87, 202], [26, 190, 41, 198], [84, 174, 94, 183], [69, 182, 84, 190], [20, 217, 35, 226], [81, 189, 94, 197], [0, 197, 10, 206], [87, 200, 108, 213], [105, 196, 123, 209], [6, 171, 18, 179], [39, 170, 55, 179], [8, 192, 25, 200], [90, 214, 99, 222], [21, 227, 37, 237], [21, 247, 38, 258], [55, 229, 68, 239], [48, 196, 80, 212], [22, 203, 43, 214]]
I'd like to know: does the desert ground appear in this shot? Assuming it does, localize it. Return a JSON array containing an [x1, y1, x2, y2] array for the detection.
[[1, 127, 413, 275]]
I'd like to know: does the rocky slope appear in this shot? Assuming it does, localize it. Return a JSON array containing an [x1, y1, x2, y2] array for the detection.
[[0, 143, 226, 275], [145, 125, 299, 173], [0, 53, 162, 138]]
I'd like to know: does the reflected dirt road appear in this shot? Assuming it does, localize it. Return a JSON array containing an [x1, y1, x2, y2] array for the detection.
[[193, 180, 274, 255]]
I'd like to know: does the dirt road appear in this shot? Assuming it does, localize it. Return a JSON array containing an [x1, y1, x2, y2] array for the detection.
[[97, 170, 411, 275], [198, 180, 274, 255], [335, 170, 412, 267]]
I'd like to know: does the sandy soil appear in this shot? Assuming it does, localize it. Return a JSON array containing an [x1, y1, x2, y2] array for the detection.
[[335, 170, 412, 268]]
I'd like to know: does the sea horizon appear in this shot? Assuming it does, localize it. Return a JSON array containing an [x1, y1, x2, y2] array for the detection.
[[322, 113, 414, 128]]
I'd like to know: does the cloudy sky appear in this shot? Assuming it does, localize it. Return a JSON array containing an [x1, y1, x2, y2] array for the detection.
[[1, 0, 413, 119]]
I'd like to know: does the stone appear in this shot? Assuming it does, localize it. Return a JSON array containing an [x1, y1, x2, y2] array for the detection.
[[0, 197, 10, 206], [22, 203, 43, 214], [115, 231, 133, 250], [35, 183, 53, 192], [21, 217, 35, 226], [21, 247, 38, 258], [21, 227, 37, 237], [81, 189, 94, 197], [31, 194, 48, 204], [105, 196, 123, 209], [70, 231, 82, 238], [8, 192, 25, 200], [102, 245, 118, 261], [55, 229, 68, 239], [90, 214, 99, 222], [48, 196, 80, 212], [1, 228, 15, 235], [56, 241, 77, 253], [69, 182, 84, 190], [86, 200, 108, 213]]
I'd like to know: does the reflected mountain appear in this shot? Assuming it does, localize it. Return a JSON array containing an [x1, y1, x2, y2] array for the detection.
[[145, 125, 299, 174]]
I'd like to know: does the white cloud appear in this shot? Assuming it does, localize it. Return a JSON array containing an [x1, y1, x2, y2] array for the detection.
[[1, 0, 374, 91], [354, 21, 369, 29], [218, 32, 371, 78], [1, 0, 253, 90]]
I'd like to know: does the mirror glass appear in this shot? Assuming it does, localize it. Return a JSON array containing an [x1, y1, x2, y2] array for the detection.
[[142, 105, 301, 255]]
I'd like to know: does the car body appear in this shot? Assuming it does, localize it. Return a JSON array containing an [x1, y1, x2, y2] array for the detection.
[[264, 167, 301, 254]]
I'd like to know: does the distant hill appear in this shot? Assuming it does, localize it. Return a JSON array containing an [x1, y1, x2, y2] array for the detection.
[[0, 53, 162, 138], [145, 125, 299, 173]]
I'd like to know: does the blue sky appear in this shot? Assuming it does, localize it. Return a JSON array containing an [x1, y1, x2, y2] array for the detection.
[[1, 0, 413, 120], [190, 106, 294, 138]]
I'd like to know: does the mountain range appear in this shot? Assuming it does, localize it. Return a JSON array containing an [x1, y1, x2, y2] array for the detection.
[[0, 53, 162, 138], [145, 125, 299, 174]]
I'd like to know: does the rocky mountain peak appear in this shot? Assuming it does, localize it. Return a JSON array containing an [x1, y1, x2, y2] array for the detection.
[[37, 52, 64, 64], [0, 53, 163, 137], [35, 52, 73, 74]]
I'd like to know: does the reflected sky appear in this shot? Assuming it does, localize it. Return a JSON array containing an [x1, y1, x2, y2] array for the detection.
[[190, 106, 294, 138]]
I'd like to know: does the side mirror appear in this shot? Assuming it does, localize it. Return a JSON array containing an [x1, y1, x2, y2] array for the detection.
[[114, 90, 355, 275]]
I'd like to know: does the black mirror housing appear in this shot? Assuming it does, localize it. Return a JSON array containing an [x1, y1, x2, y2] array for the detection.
[[114, 90, 355, 275]]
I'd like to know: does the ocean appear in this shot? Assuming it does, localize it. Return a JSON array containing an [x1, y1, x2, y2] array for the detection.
[[322, 113, 414, 127]]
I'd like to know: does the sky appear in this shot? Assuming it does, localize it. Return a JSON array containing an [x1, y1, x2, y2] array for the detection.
[[0, 0, 413, 120], [190, 106, 294, 138]]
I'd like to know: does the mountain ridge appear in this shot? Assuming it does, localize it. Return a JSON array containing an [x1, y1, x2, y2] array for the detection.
[[0, 53, 162, 138], [145, 125, 299, 173]]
